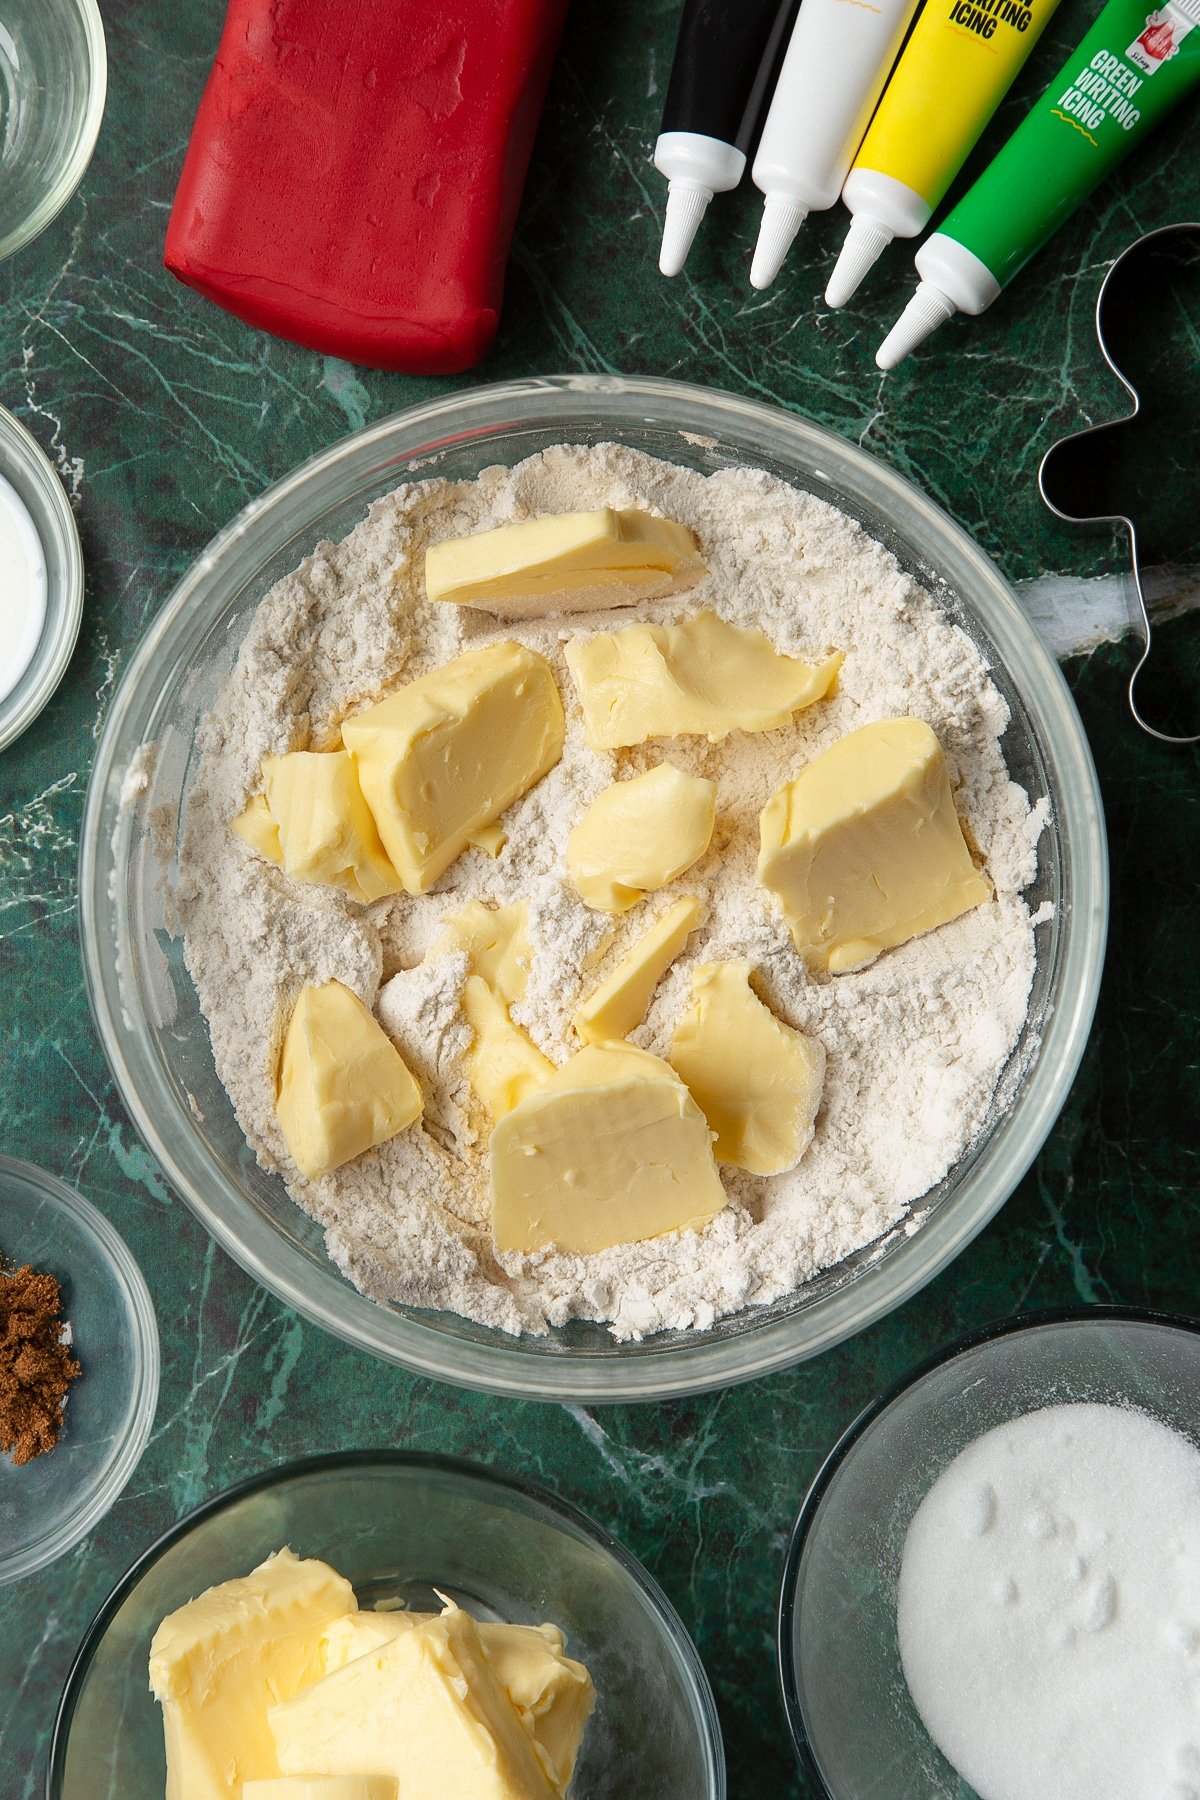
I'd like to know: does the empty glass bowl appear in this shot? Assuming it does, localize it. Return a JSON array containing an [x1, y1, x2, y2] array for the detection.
[[49, 1451, 725, 1800], [778, 1307, 1200, 1798], [0, 0, 106, 262], [79, 375, 1107, 1402], [0, 1157, 158, 1584]]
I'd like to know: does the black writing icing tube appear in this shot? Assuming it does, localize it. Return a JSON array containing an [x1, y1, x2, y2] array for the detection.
[[654, 0, 798, 276]]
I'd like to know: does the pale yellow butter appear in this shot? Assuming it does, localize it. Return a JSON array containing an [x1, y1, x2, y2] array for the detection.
[[573, 896, 702, 1045], [462, 975, 554, 1121], [319, 1612, 594, 1793], [425, 507, 705, 619], [231, 792, 283, 865], [269, 1602, 561, 1800], [431, 900, 532, 1006], [490, 1041, 727, 1255], [669, 962, 825, 1173], [243, 1781, 396, 1800], [565, 610, 842, 749], [255, 750, 403, 904], [758, 717, 992, 972], [276, 982, 423, 1178], [566, 763, 715, 913], [341, 643, 564, 895], [148, 1548, 356, 1800]]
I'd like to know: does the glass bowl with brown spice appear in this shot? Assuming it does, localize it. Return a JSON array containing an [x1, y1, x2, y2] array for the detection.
[[0, 1157, 158, 1585]]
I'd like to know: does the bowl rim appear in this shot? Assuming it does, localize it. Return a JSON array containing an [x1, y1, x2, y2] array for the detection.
[[78, 372, 1109, 1403], [46, 1446, 727, 1800], [0, 1155, 160, 1585], [775, 1302, 1200, 1796], [0, 0, 109, 264]]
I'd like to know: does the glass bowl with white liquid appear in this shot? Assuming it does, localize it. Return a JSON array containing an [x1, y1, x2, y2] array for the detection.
[[0, 405, 84, 751]]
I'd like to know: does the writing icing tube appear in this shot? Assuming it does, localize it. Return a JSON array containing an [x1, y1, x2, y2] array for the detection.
[[749, 0, 922, 289], [826, 0, 1063, 305], [878, 0, 1200, 366], [655, 0, 798, 276]]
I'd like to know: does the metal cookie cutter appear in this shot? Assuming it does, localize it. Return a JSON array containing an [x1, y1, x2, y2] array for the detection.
[[1039, 222, 1200, 746]]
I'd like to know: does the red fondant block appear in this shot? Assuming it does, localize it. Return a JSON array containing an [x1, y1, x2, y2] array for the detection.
[[165, 0, 567, 373]]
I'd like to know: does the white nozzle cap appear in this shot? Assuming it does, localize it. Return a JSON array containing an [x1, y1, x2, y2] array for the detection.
[[825, 216, 895, 308], [876, 281, 957, 371], [659, 182, 713, 278], [750, 196, 809, 290]]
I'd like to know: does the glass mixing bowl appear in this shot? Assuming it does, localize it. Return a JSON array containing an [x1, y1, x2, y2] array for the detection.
[[777, 1307, 1200, 1798], [48, 1451, 725, 1800], [0, 0, 106, 263], [78, 374, 1108, 1402]]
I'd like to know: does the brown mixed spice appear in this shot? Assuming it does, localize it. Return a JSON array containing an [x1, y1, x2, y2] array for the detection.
[[0, 1260, 81, 1465]]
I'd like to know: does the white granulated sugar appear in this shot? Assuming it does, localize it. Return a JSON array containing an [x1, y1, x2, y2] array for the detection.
[[176, 443, 1044, 1340], [898, 1404, 1200, 1800]]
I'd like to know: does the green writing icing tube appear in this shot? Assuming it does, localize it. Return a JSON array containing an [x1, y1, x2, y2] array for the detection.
[[877, 0, 1200, 367]]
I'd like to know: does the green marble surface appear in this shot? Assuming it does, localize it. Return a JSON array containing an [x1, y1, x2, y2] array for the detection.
[[1, 1, 1198, 1794]]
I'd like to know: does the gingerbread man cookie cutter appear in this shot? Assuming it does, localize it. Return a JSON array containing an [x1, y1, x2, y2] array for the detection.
[[1039, 221, 1200, 746]]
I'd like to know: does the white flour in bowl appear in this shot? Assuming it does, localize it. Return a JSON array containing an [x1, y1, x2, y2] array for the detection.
[[175, 444, 1046, 1339]]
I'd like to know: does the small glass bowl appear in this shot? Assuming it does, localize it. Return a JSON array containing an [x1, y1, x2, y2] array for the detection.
[[0, 0, 106, 263], [0, 1157, 159, 1586], [0, 406, 85, 752], [777, 1307, 1200, 1798], [48, 1450, 726, 1800], [79, 375, 1108, 1402]]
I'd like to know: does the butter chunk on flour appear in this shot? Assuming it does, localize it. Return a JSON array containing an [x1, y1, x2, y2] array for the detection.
[[573, 896, 702, 1045], [425, 506, 705, 618], [565, 610, 842, 749], [566, 763, 715, 913], [341, 642, 564, 895], [276, 982, 422, 1179], [758, 717, 992, 973], [491, 1042, 728, 1255], [148, 1548, 356, 1800]]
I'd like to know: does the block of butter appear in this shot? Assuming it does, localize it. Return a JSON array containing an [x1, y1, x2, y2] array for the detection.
[[669, 962, 825, 1174], [491, 1041, 727, 1255], [319, 1611, 594, 1793], [566, 763, 715, 913], [573, 896, 701, 1045], [341, 642, 564, 894], [565, 610, 843, 749], [250, 750, 404, 904], [431, 901, 532, 1007], [244, 1781, 396, 1800], [758, 717, 992, 973], [269, 1601, 561, 1800], [277, 982, 423, 1178], [462, 975, 554, 1121], [149, 1548, 356, 1800], [425, 507, 705, 618]]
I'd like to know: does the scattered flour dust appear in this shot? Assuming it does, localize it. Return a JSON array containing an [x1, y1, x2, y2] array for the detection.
[[174, 444, 1047, 1340]]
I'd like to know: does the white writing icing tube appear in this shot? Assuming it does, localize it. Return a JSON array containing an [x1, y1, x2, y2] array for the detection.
[[750, 0, 923, 288]]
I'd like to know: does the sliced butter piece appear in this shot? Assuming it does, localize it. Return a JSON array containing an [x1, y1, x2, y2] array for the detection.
[[565, 610, 842, 749], [425, 507, 705, 619], [431, 900, 532, 1006], [566, 763, 715, 913], [232, 792, 283, 864], [260, 750, 403, 904], [269, 1602, 561, 1800], [243, 1782, 396, 1800], [319, 1612, 594, 1794], [669, 962, 825, 1174], [276, 982, 423, 1178], [341, 642, 564, 895], [462, 975, 555, 1121], [148, 1547, 356, 1800], [757, 717, 992, 973], [574, 896, 701, 1045], [490, 1041, 727, 1255]]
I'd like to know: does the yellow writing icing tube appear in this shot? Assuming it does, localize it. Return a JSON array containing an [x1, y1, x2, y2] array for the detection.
[[825, 0, 1063, 304]]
